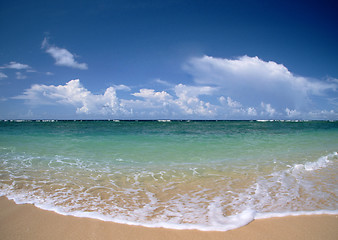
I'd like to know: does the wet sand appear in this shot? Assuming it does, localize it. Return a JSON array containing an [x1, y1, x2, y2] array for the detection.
[[0, 197, 337, 240]]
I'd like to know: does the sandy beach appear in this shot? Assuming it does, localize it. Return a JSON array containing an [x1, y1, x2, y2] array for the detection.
[[0, 197, 337, 240]]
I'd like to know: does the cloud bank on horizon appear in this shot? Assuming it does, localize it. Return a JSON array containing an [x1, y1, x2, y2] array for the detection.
[[13, 55, 337, 120]]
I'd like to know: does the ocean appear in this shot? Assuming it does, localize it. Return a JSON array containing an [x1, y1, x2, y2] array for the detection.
[[0, 120, 337, 231]]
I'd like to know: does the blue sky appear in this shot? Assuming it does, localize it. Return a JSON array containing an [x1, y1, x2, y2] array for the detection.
[[1, 0, 337, 120]]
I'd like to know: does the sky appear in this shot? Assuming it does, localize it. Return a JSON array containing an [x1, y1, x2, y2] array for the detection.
[[0, 0, 337, 120]]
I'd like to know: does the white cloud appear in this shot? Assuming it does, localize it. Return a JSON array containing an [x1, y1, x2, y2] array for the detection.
[[0, 62, 35, 79], [45, 47, 88, 70], [42, 38, 88, 70], [121, 89, 174, 118], [285, 108, 300, 118], [174, 84, 216, 99], [184, 55, 337, 110], [14, 78, 335, 119], [173, 84, 218, 116], [133, 89, 172, 101], [128, 85, 217, 117], [12, 51, 338, 121], [306, 110, 338, 120], [0, 72, 8, 79], [114, 84, 131, 91], [13, 79, 118, 114], [14, 80, 220, 118], [16, 72, 27, 79], [154, 78, 172, 86], [218, 96, 226, 104], [226, 96, 242, 108], [261, 102, 276, 117], [247, 107, 257, 116], [218, 96, 257, 118], [0, 61, 31, 70]]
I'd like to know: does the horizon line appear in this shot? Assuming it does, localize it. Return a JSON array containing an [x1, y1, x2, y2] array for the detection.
[[0, 119, 336, 122]]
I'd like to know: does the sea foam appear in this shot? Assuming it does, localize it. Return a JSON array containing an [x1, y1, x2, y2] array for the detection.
[[1, 152, 337, 231]]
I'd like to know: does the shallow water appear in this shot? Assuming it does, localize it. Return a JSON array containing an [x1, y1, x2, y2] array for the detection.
[[0, 120, 337, 231]]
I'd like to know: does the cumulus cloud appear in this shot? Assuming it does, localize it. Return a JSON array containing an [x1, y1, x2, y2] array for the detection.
[[218, 96, 258, 119], [119, 89, 173, 118], [42, 38, 88, 70], [173, 84, 218, 116], [261, 102, 276, 117], [13, 79, 118, 114], [14, 78, 336, 119], [133, 89, 172, 101], [11, 54, 338, 120], [285, 108, 300, 118], [247, 107, 257, 116], [226, 96, 242, 108], [174, 84, 216, 99], [184, 55, 337, 110], [124, 84, 217, 117], [14, 79, 220, 118]]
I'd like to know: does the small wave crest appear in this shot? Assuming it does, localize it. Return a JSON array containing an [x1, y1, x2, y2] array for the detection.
[[291, 152, 337, 172]]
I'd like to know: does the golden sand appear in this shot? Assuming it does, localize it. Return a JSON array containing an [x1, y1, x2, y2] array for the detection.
[[0, 197, 337, 240]]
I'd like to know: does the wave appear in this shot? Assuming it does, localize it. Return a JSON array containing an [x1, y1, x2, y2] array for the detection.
[[0, 152, 337, 232], [3, 194, 337, 232], [294, 152, 337, 171]]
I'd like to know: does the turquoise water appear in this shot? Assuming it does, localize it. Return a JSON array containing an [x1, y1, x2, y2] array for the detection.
[[0, 120, 337, 231]]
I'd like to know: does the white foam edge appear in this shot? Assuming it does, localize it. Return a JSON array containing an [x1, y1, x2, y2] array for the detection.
[[291, 151, 337, 172], [2, 194, 253, 231], [2, 194, 337, 232], [256, 210, 338, 219]]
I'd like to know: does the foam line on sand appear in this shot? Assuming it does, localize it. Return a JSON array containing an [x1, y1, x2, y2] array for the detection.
[[0, 197, 337, 240]]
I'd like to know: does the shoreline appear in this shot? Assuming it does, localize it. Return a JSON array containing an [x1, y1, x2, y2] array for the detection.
[[1, 197, 337, 240]]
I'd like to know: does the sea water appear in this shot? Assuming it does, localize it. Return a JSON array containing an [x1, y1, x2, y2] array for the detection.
[[0, 120, 337, 231]]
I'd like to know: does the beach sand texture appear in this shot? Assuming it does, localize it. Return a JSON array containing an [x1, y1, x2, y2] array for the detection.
[[0, 197, 337, 240]]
